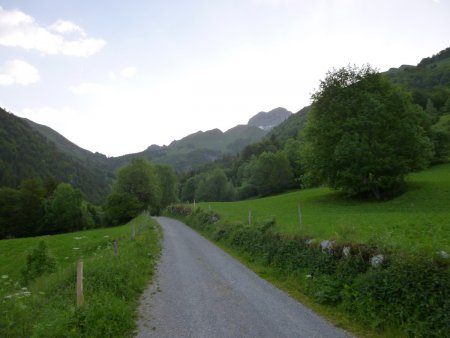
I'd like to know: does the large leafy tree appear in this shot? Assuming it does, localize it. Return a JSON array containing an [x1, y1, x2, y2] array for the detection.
[[155, 165, 178, 208], [251, 151, 294, 196], [195, 168, 236, 202], [302, 65, 433, 199], [106, 158, 161, 224], [43, 183, 85, 233]]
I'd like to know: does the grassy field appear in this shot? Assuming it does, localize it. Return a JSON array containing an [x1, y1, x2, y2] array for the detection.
[[0, 212, 160, 337], [200, 163, 450, 253]]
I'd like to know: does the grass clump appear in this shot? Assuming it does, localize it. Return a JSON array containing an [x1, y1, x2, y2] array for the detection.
[[0, 212, 160, 337]]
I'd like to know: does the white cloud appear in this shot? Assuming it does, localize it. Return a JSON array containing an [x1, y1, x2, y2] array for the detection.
[[108, 71, 117, 81], [251, 0, 295, 7], [70, 82, 106, 95], [120, 66, 137, 78], [0, 59, 39, 86], [49, 19, 86, 36], [0, 6, 106, 57]]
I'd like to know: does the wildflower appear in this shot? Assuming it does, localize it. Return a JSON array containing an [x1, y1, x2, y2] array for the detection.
[[1, 275, 8, 279], [73, 247, 80, 250], [65, 257, 69, 259], [4, 295, 12, 299], [306, 274, 312, 278], [73, 236, 83, 240], [21, 287, 28, 291], [103, 235, 110, 238]]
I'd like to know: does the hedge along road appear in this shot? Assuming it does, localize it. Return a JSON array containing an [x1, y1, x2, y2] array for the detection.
[[136, 217, 350, 338]]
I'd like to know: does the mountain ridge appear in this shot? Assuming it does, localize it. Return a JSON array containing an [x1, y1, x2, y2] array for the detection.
[[23, 107, 292, 173]]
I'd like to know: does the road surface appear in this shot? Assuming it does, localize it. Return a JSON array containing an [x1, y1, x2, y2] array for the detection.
[[136, 217, 350, 338]]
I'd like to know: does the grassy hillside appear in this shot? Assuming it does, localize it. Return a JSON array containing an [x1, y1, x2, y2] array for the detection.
[[201, 163, 450, 253], [0, 213, 160, 337]]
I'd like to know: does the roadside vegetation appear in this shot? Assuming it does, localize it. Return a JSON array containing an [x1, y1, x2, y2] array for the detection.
[[0, 213, 160, 337]]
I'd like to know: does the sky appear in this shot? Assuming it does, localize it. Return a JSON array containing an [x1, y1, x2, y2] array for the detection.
[[0, 0, 449, 157]]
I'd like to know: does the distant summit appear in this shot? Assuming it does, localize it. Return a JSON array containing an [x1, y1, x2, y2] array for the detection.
[[247, 107, 292, 131]]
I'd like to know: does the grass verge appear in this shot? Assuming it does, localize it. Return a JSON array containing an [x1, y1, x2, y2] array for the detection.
[[0, 212, 161, 337]]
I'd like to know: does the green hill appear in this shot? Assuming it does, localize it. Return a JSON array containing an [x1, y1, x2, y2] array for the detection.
[[110, 124, 268, 172], [0, 108, 111, 203], [384, 46, 450, 110], [201, 163, 450, 253], [23, 118, 111, 171], [266, 105, 311, 142]]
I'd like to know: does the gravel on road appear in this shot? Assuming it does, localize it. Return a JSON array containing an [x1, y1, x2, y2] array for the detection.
[[136, 217, 351, 338]]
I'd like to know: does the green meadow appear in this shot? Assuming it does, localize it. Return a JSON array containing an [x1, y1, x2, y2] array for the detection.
[[201, 163, 450, 253], [0, 213, 160, 337]]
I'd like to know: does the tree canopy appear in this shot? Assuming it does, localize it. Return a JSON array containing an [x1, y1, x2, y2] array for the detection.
[[301, 65, 433, 199], [106, 158, 164, 224]]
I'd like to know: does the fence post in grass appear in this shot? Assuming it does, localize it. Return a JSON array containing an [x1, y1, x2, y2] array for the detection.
[[131, 225, 135, 240], [298, 204, 302, 227], [113, 240, 118, 256], [248, 209, 252, 225], [76, 260, 84, 307]]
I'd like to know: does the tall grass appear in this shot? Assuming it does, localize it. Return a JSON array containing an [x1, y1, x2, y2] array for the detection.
[[200, 163, 450, 253], [0, 212, 161, 337]]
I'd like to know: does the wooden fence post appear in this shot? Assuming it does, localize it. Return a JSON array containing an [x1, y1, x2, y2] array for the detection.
[[131, 225, 135, 240], [76, 260, 84, 307], [248, 209, 252, 225]]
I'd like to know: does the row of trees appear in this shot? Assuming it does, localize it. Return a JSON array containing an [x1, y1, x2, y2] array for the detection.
[[0, 159, 179, 238], [179, 147, 298, 203], [0, 178, 100, 239]]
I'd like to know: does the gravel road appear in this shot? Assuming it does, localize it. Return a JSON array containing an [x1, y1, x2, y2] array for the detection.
[[136, 217, 351, 338]]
